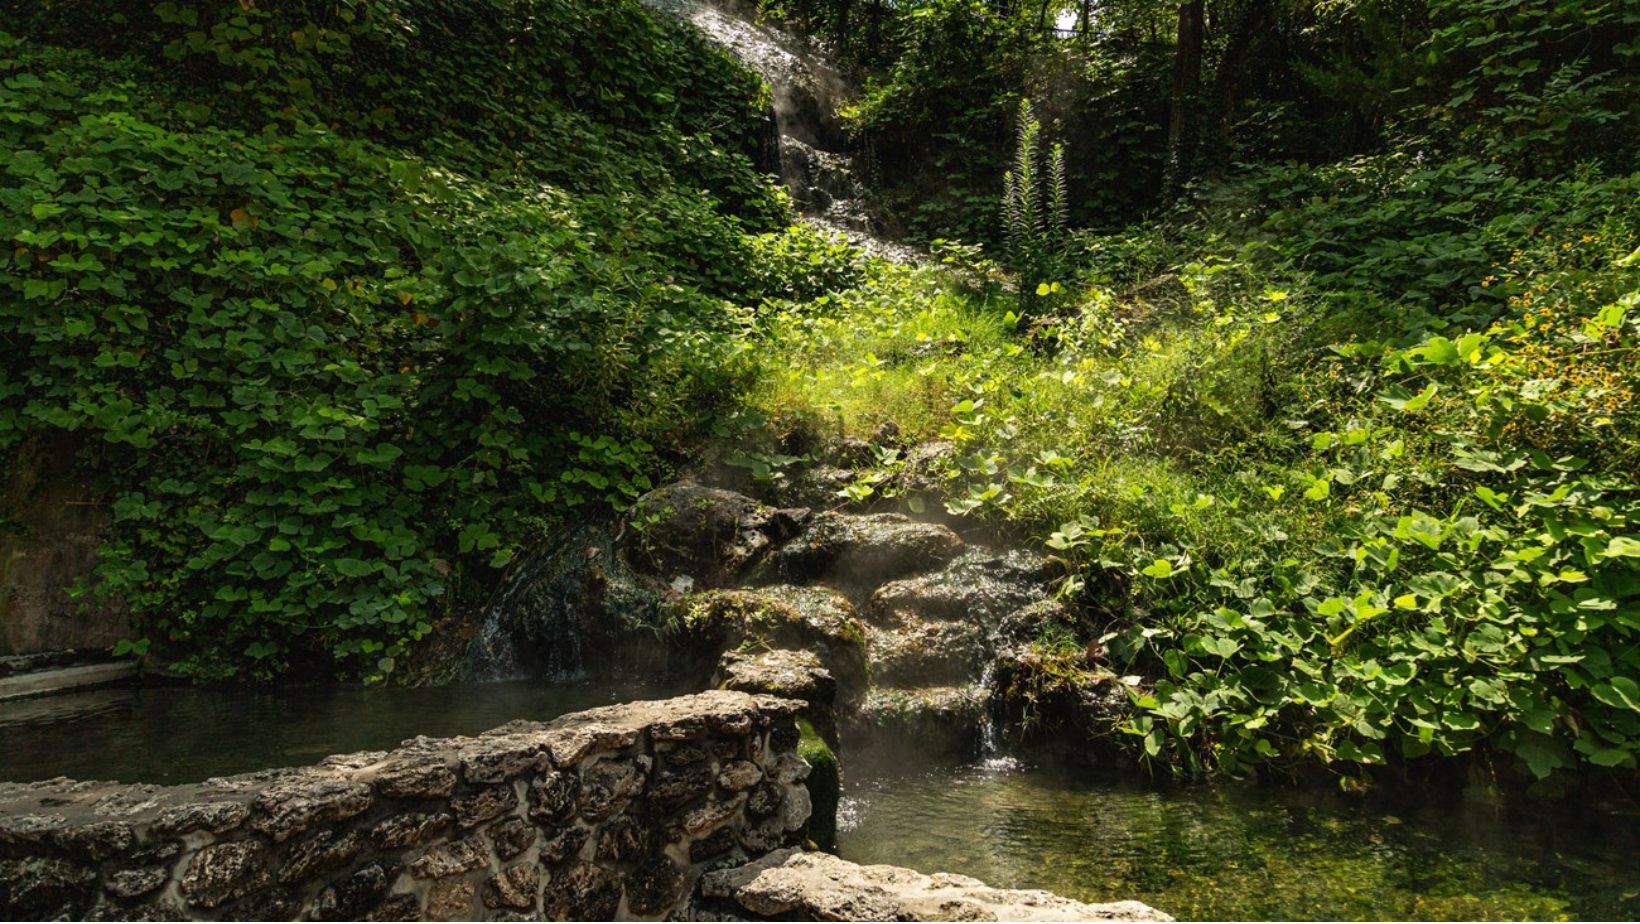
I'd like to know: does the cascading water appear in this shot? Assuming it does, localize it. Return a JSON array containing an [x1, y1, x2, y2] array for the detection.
[[642, 0, 924, 263], [974, 660, 1022, 773], [463, 554, 544, 681]]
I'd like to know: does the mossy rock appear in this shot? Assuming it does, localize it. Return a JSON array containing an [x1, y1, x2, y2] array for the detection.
[[798, 721, 841, 854], [676, 588, 867, 699]]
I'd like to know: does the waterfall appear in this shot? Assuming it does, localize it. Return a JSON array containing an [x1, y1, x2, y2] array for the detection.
[[643, 0, 924, 263], [462, 554, 545, 682], [975, 660, 1022, 773]]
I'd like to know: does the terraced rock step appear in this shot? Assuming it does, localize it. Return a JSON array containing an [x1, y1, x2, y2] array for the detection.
[[466, 473, 1121, 752]]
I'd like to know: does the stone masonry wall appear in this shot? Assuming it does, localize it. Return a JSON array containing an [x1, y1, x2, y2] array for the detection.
[[0, 691, 813, 921]]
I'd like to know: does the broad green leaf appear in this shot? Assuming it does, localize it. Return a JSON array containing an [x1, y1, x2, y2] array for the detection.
[[1141, 559, 1175, 579]]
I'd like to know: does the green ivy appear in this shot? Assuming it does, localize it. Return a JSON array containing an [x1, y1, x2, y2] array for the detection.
[[0, 0, 782, 680]]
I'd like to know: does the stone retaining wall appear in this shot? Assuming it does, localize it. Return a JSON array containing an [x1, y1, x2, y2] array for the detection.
[[0, 691, 813, 921]]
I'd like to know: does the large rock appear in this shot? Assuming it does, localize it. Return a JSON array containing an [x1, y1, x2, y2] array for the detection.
[[715, 649, 835, 705], [715, 648, 838, 745], [699, 848, 1172, 922], [865, 549, 1057, 627], [680, 586, 866, 699], [623, 483, 809, 588], [756, 513, 964, 590], [848, 686, 985, 754], [865, 620, 987, 687]]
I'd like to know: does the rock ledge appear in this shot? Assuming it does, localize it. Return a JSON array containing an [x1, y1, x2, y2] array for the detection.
[[699, 848, 1172, 922]]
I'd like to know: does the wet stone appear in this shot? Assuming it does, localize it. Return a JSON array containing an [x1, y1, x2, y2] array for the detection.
[[657, 740, 712, 767], [279, 830, 363, 884], [739, 813, 794, 852], [652, 715, 708, 742], [769, 751, 812, 785], [53, 821, 134, 860], [366, 893, 422, 921], [717, 759, 763, 792], [622, 482, 789, 586], [370, 810, 451, 850], [373, 761, 458, 800], [85, 898, 190, 921], [461, 740, 550, 785], [2, 856, 98, 917], [747, 781, 785, 818], [646, 766, 714, 812], [104, 867, 168, 901], [526, 770, 578, 824], [625, 853, 689, 916], [710, 737, 748, 760], [250, 777, 372, 843], [689, 826, 739, 863], [542, 725, 639, 767], [0, 813, 66, 848], [222, 885, 300, 922], [486, 816, 537, 861], [409, 836, 489, 879], [426, 876, 475, 921], [708, 710, 757, 736], [179, 840, 269, 909], [683, 794, 746, 836], [594, 815, 650, 863], [151, 801, 249, 838], [313, 860, 397, 922], [538, 826, 590, 864], [482, 864, 540, 911], [452, 783, 518, 828], [769, 718, 801, 751], [541, 861, 621, 921], [716, 648, 837, 705], [578, 759, 646, 820], [761, 512, 964, 588]]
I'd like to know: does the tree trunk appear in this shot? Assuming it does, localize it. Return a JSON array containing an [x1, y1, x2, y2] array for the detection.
[[1210, 0, 1273, 168], [1164, 0, 1205, 193]]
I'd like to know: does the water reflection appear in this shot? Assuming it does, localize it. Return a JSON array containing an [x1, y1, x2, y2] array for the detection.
[[836, 752, 1640, 921], [5, 683, 1637, 920], [0, 679, 683, 785]]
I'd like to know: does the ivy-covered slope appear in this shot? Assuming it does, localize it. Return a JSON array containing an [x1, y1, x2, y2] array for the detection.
[[0, 0, 786, 680]]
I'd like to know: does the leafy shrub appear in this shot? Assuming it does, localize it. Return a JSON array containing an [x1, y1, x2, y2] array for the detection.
[[1000, 99, 1069, 307], [0, 0, 781, 680], [744, 175, 1640, 782]]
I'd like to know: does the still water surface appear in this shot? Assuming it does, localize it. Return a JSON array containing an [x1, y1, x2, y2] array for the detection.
[[837, 752, 1640, 921], [0, 680, 684, 784], [3, 682, 1636, 920]]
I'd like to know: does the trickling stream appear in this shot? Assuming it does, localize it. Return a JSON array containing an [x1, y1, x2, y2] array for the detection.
[[643, 0, 925, 263]]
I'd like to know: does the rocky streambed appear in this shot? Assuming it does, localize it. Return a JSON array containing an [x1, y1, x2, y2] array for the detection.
[[464, 463, 1129, 759]]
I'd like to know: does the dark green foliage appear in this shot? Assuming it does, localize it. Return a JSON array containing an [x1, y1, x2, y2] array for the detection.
[[0, 0, 785, 680]]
